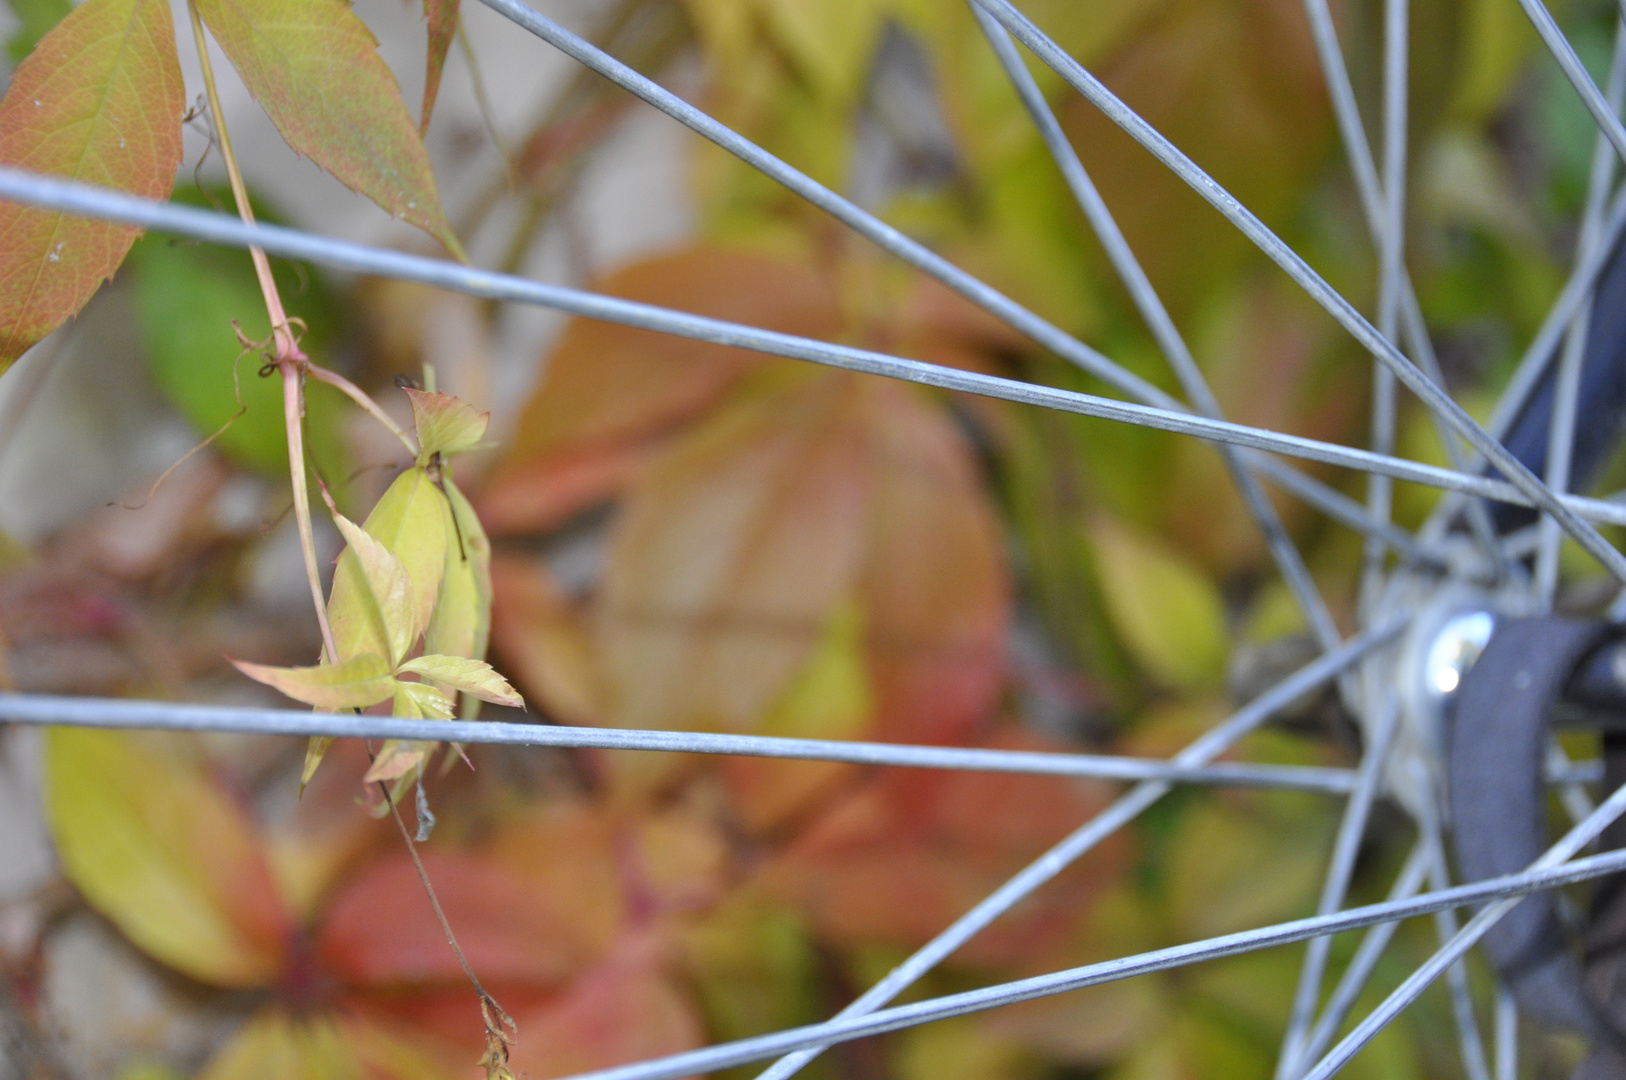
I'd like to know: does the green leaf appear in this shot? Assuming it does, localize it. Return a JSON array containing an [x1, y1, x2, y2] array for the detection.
[[1088, 517, 1228, 690], [406, 387, 489, 459], [420, 0, 458, 135], [424, 475, 493, 667], [326, 467, 448, 663], [330, 507, 416, 666], [232, 652, 397, 709], [192, 0, 462, 254], [398, 653, 523, 707], [4, 0, 71, 62], [127, 195, 348, 477], [0, 0, 184, 366], [44, 729, 290, 987]]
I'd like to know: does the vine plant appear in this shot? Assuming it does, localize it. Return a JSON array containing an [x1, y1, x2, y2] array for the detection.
[[0, 0, 524, 1069]]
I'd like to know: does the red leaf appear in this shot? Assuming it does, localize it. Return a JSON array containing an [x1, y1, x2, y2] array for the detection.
[[857, 381, 1010, 745], [598, 369, 872, 740], [479, 248, 842, 535], [420, 0, 458, 136], [318, 804, 624, 990], [506, 936, 705, 1080], [488, 553, 602, 725], [193, 0, 460, 253], [0, 0, 183, 364]]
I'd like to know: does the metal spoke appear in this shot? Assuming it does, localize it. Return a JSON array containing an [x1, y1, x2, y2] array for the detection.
[[969, 0, 1626, 584], [744, 624, 1400, 1080], [967, 2, 1343, 660], [1300, 776, 1626, 1080], [1539, 16, 1626, 609], [7, 168, 1625, 530], [0, 694, 1358, 792], [1361, 0, 1409, 615], [463, 0, 1429, 563], [1298, 844, 1431, 1069], [1412, 763, 1494, 1080], [1495, 986, 1518, 1080], [1299, 0, 1507, 569], [1277, 699, 1400, 1079], [1424, 185, 1626, 544], [1514, 0, 1626, 168], [540, 846, 1626, 1080]]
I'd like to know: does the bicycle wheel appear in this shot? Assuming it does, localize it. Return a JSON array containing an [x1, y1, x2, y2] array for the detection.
[[5, 0, 1626, 1077]]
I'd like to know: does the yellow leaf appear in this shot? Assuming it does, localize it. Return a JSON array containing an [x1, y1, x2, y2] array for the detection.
[[399, 654, 522, 707], [1088, 518, 1228, 690], [45, 730, 289, 987], [301, 735, 333, 788], [232, 653, 396, 709], [406, 388, 490, 459], [197, 1010, 433, 1080], [327, 468, 448, 662], [425, 477, 494, 716], [330, 509, 416, 667]]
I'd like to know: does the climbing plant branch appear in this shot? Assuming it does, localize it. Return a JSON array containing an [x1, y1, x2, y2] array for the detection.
[[188, 0, 338, 661]]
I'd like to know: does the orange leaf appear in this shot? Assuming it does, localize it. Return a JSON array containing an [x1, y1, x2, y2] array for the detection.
[[192, 0, 460, 254], [505, 937, 704, 1080], [0, 0, 183, 365], [420, 0, 458, 136], [44, 729, 291, 988], [763, 729, 1130, 969], [598, 369, 872, 739], [489, 553, 602, 725], [480, 247, 842, 534], [857, 381, 1010, 745]]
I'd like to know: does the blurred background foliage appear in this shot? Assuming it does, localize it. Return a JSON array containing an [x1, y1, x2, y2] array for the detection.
[[1, 0, 1624, 1075]]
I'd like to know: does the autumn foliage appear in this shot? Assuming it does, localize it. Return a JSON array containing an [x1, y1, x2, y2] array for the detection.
[[0, 0, 1604, 1074]]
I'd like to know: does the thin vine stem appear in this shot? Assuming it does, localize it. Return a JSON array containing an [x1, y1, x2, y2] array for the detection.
[[307, 362, 419, 458], [187, 0, 338, 662], [371, 760, 516, 1070]]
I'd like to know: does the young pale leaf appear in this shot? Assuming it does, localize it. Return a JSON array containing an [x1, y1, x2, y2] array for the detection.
[[405, 388, 489, 459], [0, 0, 184, 366], [396, 679, 454, 718], [232, 653, 397, 709], [330, 508, 416, 666], [44, 729, 290, 988], [425, 477, 493, 711], [327, 468, 448, 661], [398, 654, 522, 707], [191, 0, 461, 255], [300, 735, 333, 788], [420, 0, 458, 135], [352, 683, 442, 782]]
